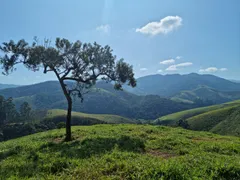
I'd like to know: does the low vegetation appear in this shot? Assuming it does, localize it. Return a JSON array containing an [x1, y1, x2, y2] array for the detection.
[[0, 124, 239, 179], [154, 100, 240, 136]]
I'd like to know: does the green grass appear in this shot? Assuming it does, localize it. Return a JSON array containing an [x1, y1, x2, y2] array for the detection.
[[188, 105, 240, 136], [154, 99, 240, 124], [154, 100, 240, 137], [0, 124, 240, 179], [46, 109, 135, 124]]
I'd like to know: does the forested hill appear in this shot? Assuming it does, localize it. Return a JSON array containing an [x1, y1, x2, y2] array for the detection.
[[0, 81, 197, 120]]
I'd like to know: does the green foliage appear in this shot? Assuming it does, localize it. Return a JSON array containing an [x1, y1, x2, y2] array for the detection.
[[57, 122, 66, 129], [0, 95, 19, 125], [2, 123, 36, 140], [20, 101, 32, 122], [177, 119, 189, 129], [0, 38, 136, 96], [0, 124, 239, 179]]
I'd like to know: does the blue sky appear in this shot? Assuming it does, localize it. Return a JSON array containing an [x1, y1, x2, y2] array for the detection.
[[1, 0, 240, 85]]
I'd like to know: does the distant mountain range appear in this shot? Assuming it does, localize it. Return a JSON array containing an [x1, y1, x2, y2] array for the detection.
[[125, 73, 240, 97], [0, 83, 19, 89], [124, 73, 240, 104]]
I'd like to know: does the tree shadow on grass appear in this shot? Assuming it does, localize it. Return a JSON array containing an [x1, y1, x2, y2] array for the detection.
[[39, 135, 145, 159], [0, 145, 22, 161]]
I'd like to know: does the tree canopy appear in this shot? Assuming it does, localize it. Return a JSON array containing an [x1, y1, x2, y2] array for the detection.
[[0, 38, 136, 141]]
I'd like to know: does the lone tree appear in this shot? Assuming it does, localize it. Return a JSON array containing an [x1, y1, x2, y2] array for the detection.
[[0, 38, 136, 141]]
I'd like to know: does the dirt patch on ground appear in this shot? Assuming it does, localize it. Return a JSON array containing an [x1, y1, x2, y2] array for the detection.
[[147, 149, 177, 159], [53, 137, 64, 143]]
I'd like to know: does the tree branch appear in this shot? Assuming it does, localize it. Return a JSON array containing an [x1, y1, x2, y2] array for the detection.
[[60, 67, 74, 80]]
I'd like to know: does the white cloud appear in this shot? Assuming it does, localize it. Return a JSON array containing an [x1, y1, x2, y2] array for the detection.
[[136, 16, 182, 36], [166, 66, 177, 71], [219, 68, 228, 71], [176, 56, 182, 60], [199, 67, 228, 73], [140, 68, 148, 71], [157, 69, 163, 73], [166, 62, 193, 71], [96, 24, 110, 33], [160, 59, 175, 65], [176, 62, 193, 67]]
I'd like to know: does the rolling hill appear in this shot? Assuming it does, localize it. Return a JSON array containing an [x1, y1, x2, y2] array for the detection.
[[171, 86, 240, 104], [0, 81, 196, 120], [46, 109, 136, 124], [0, 124, 239, 179], [126, 73, 240, 97], [154, 100, 240, 136]]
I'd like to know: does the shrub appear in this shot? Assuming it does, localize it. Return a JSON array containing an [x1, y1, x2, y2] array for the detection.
[[57, 122, 66, 129]]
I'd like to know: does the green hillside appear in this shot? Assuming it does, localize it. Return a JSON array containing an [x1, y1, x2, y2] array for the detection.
[[187, 105, 240, 136], [1, 124, 240, 179], [46, 109, 136, 124], [171, 86, 240, 104], [154, 100, 240, 136]]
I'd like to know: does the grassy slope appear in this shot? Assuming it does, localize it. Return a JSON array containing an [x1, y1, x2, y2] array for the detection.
[[155, 100, 240, 123], [46, 109, 135, 124], [0, 124, 240, 179], [154, 100, 240, 136], [188, 105, 240, 136]]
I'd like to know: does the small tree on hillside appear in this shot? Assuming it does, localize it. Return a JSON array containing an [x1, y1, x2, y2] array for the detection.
[[0, 38, 136, 141], [20, 102, 32, 122], [0, 96, 6, 126], [0, 96, 19, 125]]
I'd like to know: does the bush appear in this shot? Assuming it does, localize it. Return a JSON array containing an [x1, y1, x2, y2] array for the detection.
[[57, 122, 66, 129], [2, 123, 36, 140]]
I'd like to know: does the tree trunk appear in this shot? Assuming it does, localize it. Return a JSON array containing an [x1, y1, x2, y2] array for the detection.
[[58, 79, 73, 141], [53, 69, 73, 141], [65, 99, 72, 141]]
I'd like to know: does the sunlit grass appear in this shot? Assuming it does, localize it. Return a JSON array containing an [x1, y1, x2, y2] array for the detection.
[[0, 124, 239, 179]]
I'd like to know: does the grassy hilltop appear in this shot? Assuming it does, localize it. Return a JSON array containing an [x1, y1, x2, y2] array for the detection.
[[0, 124, 240, 179]]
